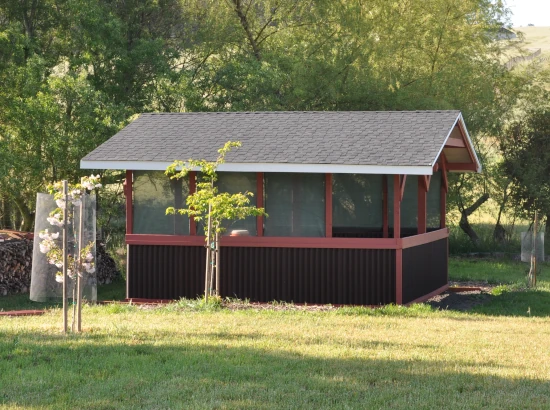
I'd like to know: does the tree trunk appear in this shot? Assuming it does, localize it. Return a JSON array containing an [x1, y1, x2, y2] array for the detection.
[[493, 183, 510, 244], [13, 196, 34, 232], [231, 0, 262, 61], [459, 193, 490, 246], [1, 195, 12, 229]]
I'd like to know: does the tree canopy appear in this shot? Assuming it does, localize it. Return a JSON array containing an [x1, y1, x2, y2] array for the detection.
[[0, 0, 548, 238]]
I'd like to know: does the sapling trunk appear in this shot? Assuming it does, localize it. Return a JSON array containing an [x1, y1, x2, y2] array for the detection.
[[204, 203, 213, 301], [215, 230, 220, 297]]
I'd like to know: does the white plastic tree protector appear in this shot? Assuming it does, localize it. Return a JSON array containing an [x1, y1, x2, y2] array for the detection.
[[521, 232, 545, 263], [30, 193, 97, 302]]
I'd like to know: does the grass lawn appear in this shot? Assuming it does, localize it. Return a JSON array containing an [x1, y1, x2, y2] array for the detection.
[[1, 259, 549, 409], [0, 280, 126, 312]]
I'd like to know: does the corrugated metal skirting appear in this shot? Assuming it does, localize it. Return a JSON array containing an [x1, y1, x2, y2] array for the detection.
[[401, 238, 448, 304], [128, 245, 396, 305]]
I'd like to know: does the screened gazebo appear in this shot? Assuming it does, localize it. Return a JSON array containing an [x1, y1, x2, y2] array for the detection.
[[81, 111, 481, 305]]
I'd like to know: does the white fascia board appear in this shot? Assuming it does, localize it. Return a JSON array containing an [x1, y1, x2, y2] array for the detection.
[[81, 160, 433, 175]]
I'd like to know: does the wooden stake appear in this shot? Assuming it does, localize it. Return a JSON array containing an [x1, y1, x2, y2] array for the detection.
[[62, 181, 68, 334], [215, 230, 220, 296]]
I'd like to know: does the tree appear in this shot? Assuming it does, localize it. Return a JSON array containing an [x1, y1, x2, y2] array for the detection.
[[501, 110, 550, 235], [165, 141, 266, 300]]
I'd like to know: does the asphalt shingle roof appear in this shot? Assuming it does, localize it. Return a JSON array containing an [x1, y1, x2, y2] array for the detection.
[[82, 111, 462, 167]]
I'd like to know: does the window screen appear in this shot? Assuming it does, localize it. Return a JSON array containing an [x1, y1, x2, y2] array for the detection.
[[264, 173, 325, 237], [427, 171, 442, 229], [388, 175, 418, 231], [332, 174, 383, 229], [401, 175, 418, 228], [217, 172, 257, 236], [133, 171, 189, 235]]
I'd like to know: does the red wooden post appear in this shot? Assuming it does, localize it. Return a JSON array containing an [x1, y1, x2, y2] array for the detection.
[[382, 175, 388, 238], [125, 170, 133, 235], [325, 173, 332, 238], [418, 177, 427, 234], [393, 174, 402, 305], [189, 171, 197, 235], [257, 172, 264, 237], [440, 186, 447, 229], [440, 157, 448, 229], [393, 175, 402, 239]]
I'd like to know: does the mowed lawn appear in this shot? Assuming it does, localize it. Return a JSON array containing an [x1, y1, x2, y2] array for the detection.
[[1, 259, 550, 410]]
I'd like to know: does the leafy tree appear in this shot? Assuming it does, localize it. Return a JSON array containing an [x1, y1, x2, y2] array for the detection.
[[501, 110, 550, 235]]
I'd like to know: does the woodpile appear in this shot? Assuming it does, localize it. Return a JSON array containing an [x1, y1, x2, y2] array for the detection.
[[0, 239, 33, 296], [96, 241, 121, 285], [0, 237, 121, 296]]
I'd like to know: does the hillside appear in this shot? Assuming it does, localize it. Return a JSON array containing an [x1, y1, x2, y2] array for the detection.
[[503, 26, 550, 69]]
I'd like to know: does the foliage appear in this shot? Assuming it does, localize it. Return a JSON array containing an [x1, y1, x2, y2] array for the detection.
[[501, 110, 550, 222], [0, 0, 547, 242]]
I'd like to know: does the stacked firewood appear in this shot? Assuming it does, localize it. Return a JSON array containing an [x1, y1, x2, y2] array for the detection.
[[95, 241, 121, 285], [0, 238, 120, 296], [0, 239, 33, 296]]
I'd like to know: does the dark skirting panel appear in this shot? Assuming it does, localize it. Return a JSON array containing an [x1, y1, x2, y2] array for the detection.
[[401, 238, 448, 304], [128, 245, 396, 305], [128, 245, 205, 300]]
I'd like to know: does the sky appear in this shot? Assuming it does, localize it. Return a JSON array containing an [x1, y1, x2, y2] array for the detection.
[[506, 0, 550, 27]]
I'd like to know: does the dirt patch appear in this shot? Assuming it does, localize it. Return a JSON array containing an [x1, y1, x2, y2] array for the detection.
[[426, 281, 495, 312]]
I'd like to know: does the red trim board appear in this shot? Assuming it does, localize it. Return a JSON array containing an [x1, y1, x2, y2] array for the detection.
[[189, 171, 197, 235], [325, 173, 332, 238], [382, 175, 388, 238], [256, 172, 264, 237], [418, 177, 427, 235], [406, 284, 449, 305], [126, 228, 449, 249], [125, 170, 133, 235], [126, 234, 400, 249], [395, 248, 403, 305]]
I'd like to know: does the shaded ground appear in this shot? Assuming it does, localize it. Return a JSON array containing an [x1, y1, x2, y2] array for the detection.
[[427, 281, 494, 312]]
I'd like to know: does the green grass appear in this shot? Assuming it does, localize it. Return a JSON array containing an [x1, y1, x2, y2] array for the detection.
[[2, 303, 550, 409], [449, 257, 529, 283], [1, 259, 549, 409], [449, 256, 550, 317], [0, 280, 126, 312]]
